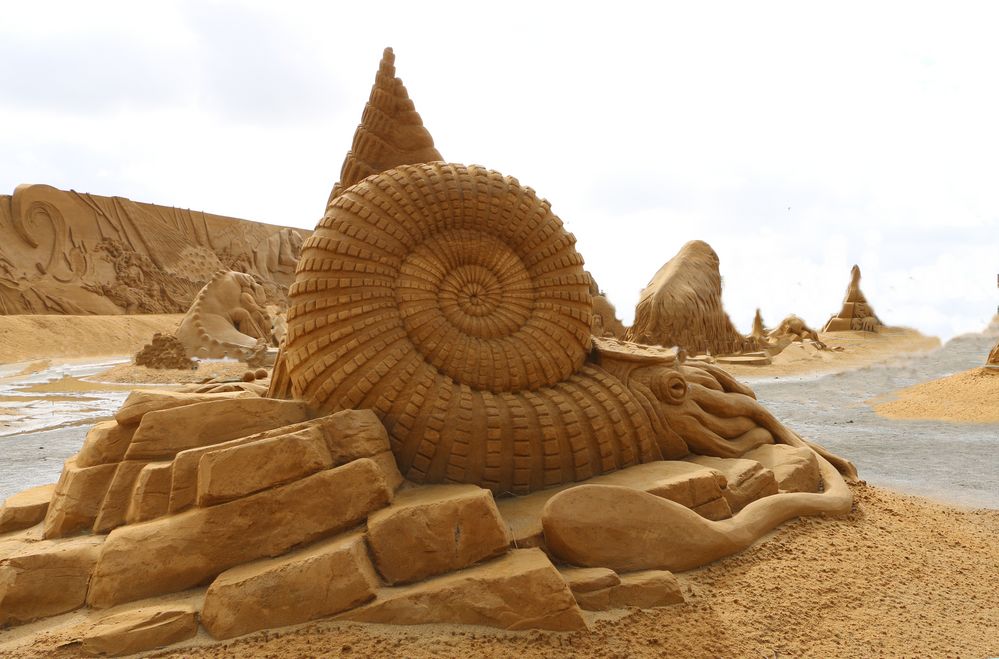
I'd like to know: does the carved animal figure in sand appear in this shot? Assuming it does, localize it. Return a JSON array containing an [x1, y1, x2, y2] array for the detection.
[[280, 163, 857, 497], [770, 314, 827, 349], [175, 270, 271, 362]]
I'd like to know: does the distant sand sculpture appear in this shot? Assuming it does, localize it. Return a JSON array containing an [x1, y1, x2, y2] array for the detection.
[[326, 47, 443, 207], [626, 240, 750, 355], [174, 271, 272, 363], [0, 184, 306, 315], [823, 265, 883, 332], [769, 314, 827, 350], [988, 337, 999, 366], [588, 272, 627, 337], [133, 333, 195, 370], [0, 48, 861, 651]]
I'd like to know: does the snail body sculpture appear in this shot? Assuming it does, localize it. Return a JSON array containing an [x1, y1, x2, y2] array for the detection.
[[285, 162, 854, 494]]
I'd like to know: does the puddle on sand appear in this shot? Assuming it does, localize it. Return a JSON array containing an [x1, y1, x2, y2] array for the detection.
[[750, 330, 999, 510]]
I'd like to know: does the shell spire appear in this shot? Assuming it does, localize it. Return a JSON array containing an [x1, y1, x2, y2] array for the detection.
[[326, 47, 444, 207]]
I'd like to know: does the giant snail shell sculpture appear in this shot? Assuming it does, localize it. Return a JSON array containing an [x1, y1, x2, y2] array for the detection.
[[281, 162, 858, 509]]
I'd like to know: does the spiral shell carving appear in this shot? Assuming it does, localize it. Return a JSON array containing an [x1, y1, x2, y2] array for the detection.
[[285, 162, 665, 493]]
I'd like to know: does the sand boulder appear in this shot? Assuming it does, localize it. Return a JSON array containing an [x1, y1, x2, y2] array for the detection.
[[43, 460, 118, 539], [124, 397, 310, 461], [366, 484, 512, 585], [0, 536, 104, 625], [76, 421, 136, 468], [0, 483, 55, 534], [341, 548, 587, 632], [201, 532, 379, 640], [196, 426, 332, 507], [573, 569, 684, 611], [80, 602, 199, 656], [743, 444, 821, 493], [87, 458, 392, 608], [685, 455, 780, 512]]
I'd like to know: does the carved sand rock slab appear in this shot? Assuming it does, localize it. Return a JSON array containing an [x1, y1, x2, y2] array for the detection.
[[0, 483, 55, 534], [626, 240, 750, 355], [201, 532, 379, 640], [572, 570, 684, 611], [824, 264, 884, 332], [81, 602, 199, 656], [0, 183, 305, 315], [341, 548, 588, 632], [366, 484, 512, 585], [87, 458, 392, 608], [685, 455, 780, 512], [0, 535, 105, 625]]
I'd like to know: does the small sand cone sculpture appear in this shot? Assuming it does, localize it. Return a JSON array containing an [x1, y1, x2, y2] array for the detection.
[[988, 337, 999, 365], [326, 47, 444, 208], [823, 265, 883, 332]]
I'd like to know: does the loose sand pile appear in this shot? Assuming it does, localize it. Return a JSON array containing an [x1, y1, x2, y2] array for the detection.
[[8, 485, 994, 658], [0, 315, 183, 363], [872, 367, 999, 423], [722, 327, 940, 379]]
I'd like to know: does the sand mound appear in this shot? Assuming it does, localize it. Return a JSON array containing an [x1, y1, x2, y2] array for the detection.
[[0, 314, 183, 363], [626, 240, 748, 355], [872, 367, 999, 423]]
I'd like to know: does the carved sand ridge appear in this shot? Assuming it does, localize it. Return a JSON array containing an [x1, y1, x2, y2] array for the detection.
[[823, 264, 883, 332], [0, 184, 306, 315], [626, 240, 750, 355]]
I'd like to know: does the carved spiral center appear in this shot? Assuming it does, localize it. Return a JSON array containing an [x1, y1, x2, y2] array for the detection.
[[397, 229, 540, 388]]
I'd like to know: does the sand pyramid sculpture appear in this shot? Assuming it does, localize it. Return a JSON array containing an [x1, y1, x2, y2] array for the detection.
[[326, 47, 443, 208], [823, 264, 883, 332], [0, 48, 862, 655], [988, 337, 999, 365], [625, 240, 749, 355]]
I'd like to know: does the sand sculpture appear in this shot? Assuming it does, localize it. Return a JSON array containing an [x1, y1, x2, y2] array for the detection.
[[824, 265, 883, 332], [325, 47, 443, 207], [0, 184, 306, 315], [625, 240, 752, 355], [0, 49, 861, 654], [133, 333, 195, 370], [988, 337, 999, 366], [174, 270, 272, 363]]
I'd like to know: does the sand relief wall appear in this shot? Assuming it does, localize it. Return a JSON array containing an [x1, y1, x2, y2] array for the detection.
[[0, 184, 306, 315], [0, 48, 861, 654]]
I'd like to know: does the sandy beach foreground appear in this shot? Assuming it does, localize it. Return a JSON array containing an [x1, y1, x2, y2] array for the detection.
[[4, 485, 994, 658]]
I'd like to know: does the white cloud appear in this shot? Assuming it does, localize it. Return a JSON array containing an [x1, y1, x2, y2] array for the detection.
[[1, 0, 997, 340]]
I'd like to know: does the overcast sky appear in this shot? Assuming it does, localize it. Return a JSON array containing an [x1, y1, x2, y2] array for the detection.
[[2, 1, 997, 340]]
